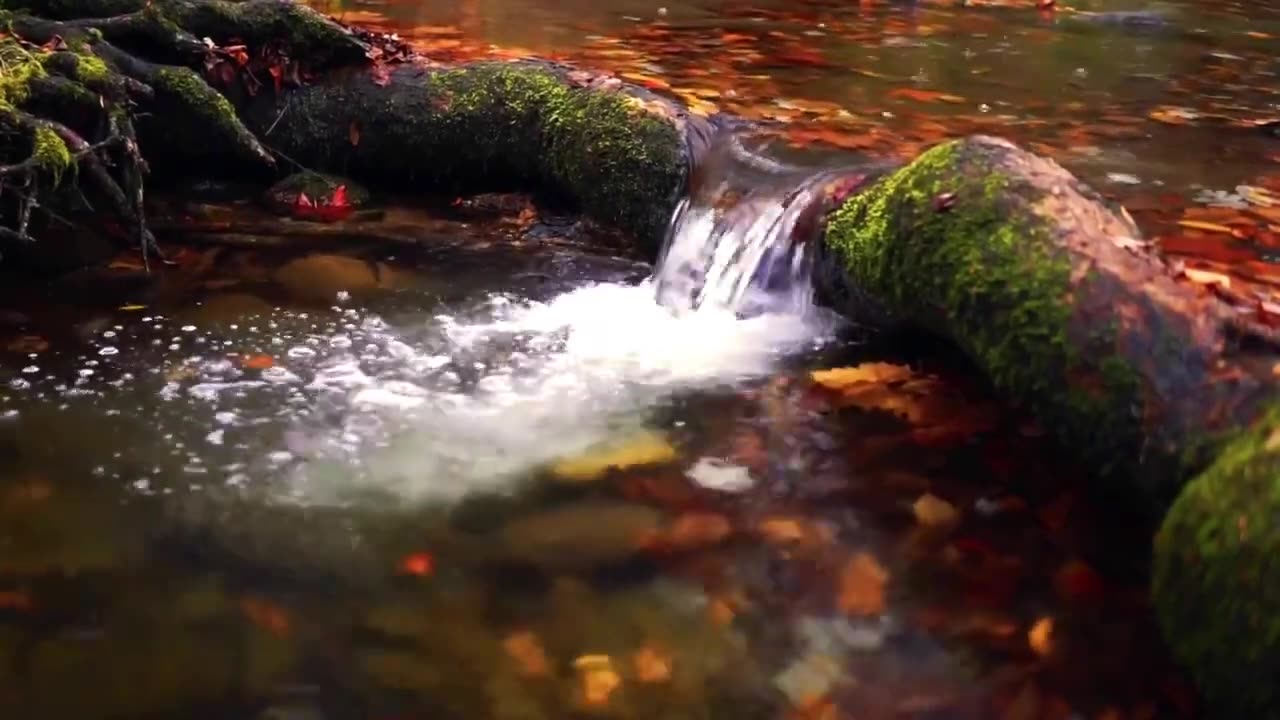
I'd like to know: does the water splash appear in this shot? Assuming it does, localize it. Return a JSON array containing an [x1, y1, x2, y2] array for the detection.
[[653, 134, 835, 317]]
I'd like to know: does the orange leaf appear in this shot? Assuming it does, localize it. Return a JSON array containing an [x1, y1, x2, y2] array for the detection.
[[240, 597, 290, 636], [398, 552, 434, 576], [503, 631, 551, 676], [0, 591, 33, 611], [241, 354, 275, 370], [1176, 219, 1235, 234], [888, 88, 965, 104], [1027, 616, 1054, 657], [1052, 559, 1105, 604], [837, 552, 889, 616], [632, 646, 673, 683]]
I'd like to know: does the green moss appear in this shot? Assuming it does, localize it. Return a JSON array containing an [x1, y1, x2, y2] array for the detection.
[[824, 138, 1143, 484], [72, 53, 110, 84], [153, 66, 236, 121], [30, 125, 70, 184], [1153, 405, 1280, 717], [418, 65, 684, 249], [0, 40, 46, 110]]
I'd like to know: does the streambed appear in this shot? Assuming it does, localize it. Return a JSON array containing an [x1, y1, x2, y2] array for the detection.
[[0, 189, 1190, 719]]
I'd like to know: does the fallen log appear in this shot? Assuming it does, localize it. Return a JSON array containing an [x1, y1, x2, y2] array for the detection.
[[0, 0, 1277, 714]]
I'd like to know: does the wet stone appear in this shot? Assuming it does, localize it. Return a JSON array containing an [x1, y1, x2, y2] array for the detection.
[[495, 500, 666, 573], [273, 254, 381, 304], [181, 292, 275, 328]]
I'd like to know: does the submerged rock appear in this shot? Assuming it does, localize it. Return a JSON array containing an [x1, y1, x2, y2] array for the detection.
[[495, 501, 666, 572], [181, 292, 275, 328], [273, 254, 380, 303]]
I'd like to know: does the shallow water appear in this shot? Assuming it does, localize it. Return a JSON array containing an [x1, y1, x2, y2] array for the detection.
[[0, 190, 1190, 718]]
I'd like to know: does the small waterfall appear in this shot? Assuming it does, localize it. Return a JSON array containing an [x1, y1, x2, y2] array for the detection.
[[652, 134, 836, 317]]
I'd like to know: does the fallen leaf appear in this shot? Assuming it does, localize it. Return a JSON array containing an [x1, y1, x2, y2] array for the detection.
[[811, 362, 914, 388], [240, 597, 290, 636], [241, 354, 275, 370], [118, 304, 147, 311], [349, 120, 361, 146], [5, 335, 48, 353], [757, 516, 833, 546], [1027, 616, 1054, 657], [503, 631, 551, 676], [1180, 267, 1232, 288], [551, 431, 677, 481], [574, 655, 621, 706], [1176, 219, 1236, 234], [1052, 559, 1105, 604], [837, 552, 889, 616], [913, 493, 961, 530], [0, 591, 33, 611], [640, 512, 733, 552], [888, 88, 965, 104], [632, 645, 673, 683], [398, 552, 434, 576], [707, 595, 738, 625]]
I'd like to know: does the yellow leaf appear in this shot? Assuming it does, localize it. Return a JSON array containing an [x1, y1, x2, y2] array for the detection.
[[574, 656, 621, 706], [551, 431, 677, 482], [810, 362, 914, 389], [118, 304, 147, 311], [912, 493, 961, 530], [1028, 617, 1054, 657], [1181, 268, 1231, 288], [1176, 219, 1235, 234], [837, 552, 889, 616]]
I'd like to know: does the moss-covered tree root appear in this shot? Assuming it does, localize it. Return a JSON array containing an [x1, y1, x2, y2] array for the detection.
[[820, 135, 1280, 717]]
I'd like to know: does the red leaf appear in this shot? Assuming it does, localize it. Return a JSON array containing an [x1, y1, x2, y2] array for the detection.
[[399, 552, 434, 576], [296, 191, 315, 209], [331, 185, 349, 208]]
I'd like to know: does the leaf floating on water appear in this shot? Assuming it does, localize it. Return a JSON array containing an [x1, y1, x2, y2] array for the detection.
[[574, 655, 622, 707], [1176, 219, 1236, 234], [757, 516, 834, 547], [912, 493, 961, 531], [503, 630, 551, 677], [551, 431, 677, 482], [398, 552, 434, 577], [118, 304, 147, 311], [632, 645, 673, 683], [5, 335, 48, 353], [240, 596, 290, 636], [811, 362, 914, 389], [1027, 617, 1054, 657], [0, 590, 33, 611], [1179, 267, 1232, 289], [837, 552, 889, 617], [241, 354, 276, 370]]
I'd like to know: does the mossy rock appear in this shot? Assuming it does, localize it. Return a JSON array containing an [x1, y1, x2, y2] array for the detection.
[[273, 253, 379, 303], [1153, 407, 1280, 718], [263, 171, 371, 216]]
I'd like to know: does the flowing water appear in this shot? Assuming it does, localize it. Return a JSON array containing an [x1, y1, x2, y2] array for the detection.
[[6, 0, 1266, 714]]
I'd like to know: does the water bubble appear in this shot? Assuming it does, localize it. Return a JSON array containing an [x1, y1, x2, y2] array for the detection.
[[287, 346, 317, 359], [98, 346, 119, 356], [9, 378, 30, 390], [22, 365, 38, 374], [103, 330, 117, 338], [182, 325, 197, 332]]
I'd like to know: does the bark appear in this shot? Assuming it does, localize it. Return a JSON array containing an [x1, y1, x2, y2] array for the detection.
[[0, 0, 1276, 714]]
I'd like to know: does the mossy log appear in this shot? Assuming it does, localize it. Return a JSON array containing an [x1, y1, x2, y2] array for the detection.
[[1, 0, 1278, 714]]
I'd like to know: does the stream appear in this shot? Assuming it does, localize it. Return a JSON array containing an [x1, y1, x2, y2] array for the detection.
[[3, 0, 1271, 716]]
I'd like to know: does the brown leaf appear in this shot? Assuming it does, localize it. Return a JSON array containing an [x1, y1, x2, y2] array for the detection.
[[837, 552, 889, 616], [503, 631, 551, 677], [348, 120, 361, 146], [632, 646, 673, 683], [6, 335, 48, 354]]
